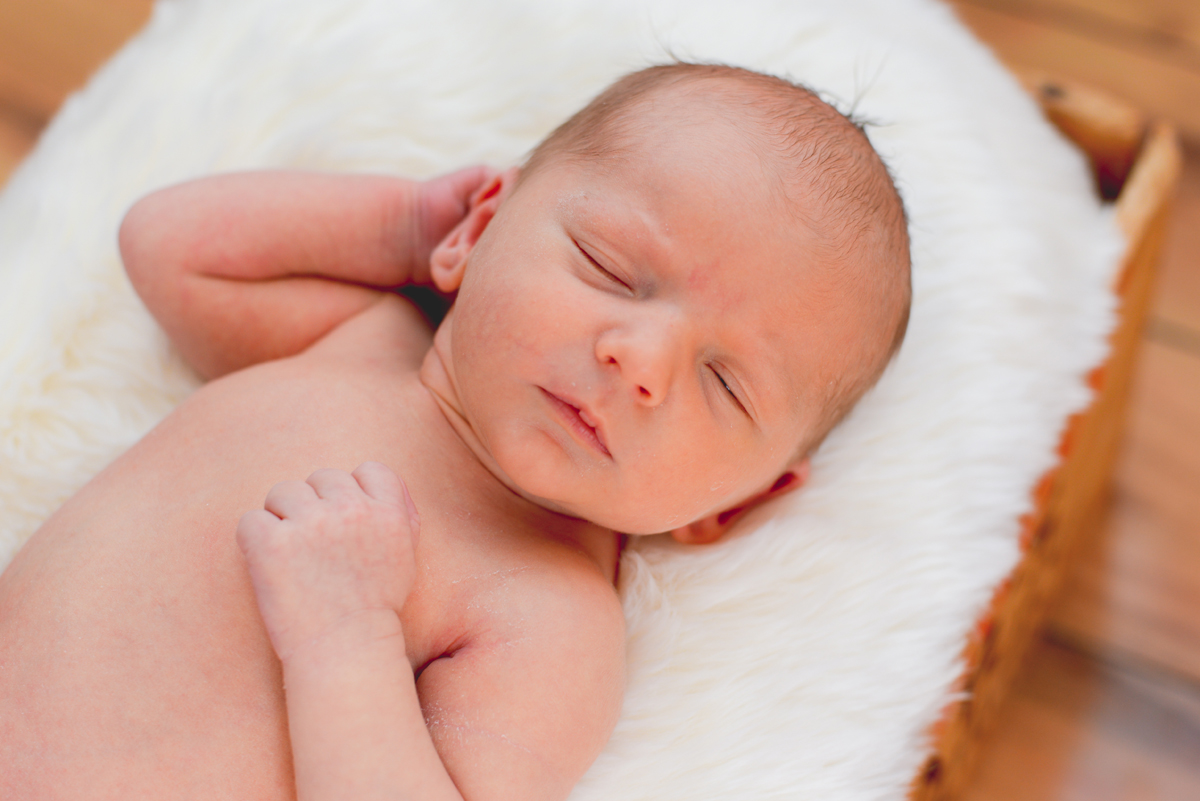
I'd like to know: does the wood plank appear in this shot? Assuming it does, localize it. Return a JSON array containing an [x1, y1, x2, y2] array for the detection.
[[1017, 70, 1147, 199], [0, 108, 40, 187], [911, 79, 1179, 801], [1046, 143, 1199, 692], [1049, 337, 1200, 684], [964, 636, 1200, 801], [0, 0, 154, 121], [949, 1, 1200, 142], [1149, 144, 1200, 337], [960, 0, 1200, 70], [1055, 0, 1200, 55]]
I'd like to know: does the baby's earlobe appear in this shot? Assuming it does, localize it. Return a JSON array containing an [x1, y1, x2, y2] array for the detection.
[[781, 459, 811, 492], [669, 518, 725, 545], [672, 460, 812, 545], [429, 233, 469, 292]]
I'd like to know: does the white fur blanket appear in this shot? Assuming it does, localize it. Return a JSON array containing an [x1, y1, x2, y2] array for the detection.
[[0, 0, 1122, 798]]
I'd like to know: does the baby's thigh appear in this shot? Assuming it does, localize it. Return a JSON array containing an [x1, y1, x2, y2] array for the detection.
[[0, 499, 293, 798]]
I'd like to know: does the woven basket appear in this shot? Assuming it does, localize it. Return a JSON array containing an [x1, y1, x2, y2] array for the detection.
[[910, 72, 1184, 801]]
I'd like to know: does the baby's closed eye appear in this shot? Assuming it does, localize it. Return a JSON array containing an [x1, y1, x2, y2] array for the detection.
[[574, 240, 632, 291]]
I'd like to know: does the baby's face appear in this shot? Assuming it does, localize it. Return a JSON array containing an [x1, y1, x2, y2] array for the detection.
[[430, 118, 873, 535]]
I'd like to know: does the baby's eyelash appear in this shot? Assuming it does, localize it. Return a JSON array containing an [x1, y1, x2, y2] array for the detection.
[[711, 366, 748, 414], [575, 241, 630, 289]]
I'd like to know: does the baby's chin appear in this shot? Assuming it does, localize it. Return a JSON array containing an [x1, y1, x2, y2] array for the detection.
[[505, 465, 689, 534], [490, 439, 721, 534], [514, 484, 656, 534], [524, 483, 706, 536]]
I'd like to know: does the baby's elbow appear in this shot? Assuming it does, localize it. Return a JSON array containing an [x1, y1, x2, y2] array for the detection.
[[118, 193, 161, 291], [119, 189, 194, 324]]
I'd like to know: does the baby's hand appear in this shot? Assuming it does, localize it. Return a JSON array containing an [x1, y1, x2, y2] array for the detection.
[[236, 462, 420, 663], [412, 165, 499, 275]]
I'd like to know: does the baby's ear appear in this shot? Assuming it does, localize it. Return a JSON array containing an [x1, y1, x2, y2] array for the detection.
[[669, 459, 811, 545], [430, 167, 520, 292]]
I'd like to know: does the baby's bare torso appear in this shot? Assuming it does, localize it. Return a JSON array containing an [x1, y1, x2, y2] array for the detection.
[[0, 297, 622, 798]]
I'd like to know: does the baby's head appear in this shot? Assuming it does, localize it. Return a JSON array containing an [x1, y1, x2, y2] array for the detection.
[[423, 63, 910, 541]]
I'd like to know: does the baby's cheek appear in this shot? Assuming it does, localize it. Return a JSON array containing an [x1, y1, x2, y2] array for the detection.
[[474, 265, 545, 329], [678, 434, 766, 511]]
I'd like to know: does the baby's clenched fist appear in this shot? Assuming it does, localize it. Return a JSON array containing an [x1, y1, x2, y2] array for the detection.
[[236, 461, 420, 664]]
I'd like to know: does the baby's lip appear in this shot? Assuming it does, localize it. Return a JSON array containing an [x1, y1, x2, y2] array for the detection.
[[540, 388, 612, 458]]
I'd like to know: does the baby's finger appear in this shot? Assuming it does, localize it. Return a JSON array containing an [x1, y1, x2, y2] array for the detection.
[[436, 164, 497, 207], [458, 165, 501, 207], [306, 467, 360, 500], [353, 462, 419, 544], [351, 461, 404, 508], [263, 479, 319, 520], [235, 508, 279, 554]]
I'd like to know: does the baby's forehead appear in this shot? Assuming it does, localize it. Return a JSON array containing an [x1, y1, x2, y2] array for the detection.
[[609, 90, 857, 209], [547, 149, 802, 260]]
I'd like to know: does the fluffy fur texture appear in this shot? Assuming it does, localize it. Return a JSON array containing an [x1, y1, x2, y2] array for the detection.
[[0, 0, 1122, 798]]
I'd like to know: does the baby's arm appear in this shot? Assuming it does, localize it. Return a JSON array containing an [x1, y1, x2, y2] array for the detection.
[[238, 463, 461, 800], [120, 167, 494, 378], [238, 463, 625, 801]]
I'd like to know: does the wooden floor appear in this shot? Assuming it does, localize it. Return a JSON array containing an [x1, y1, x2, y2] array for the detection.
[[1, 1, 1198, 799]]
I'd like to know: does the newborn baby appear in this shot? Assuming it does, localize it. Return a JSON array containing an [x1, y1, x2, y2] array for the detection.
[[0, 63, 910, 800]]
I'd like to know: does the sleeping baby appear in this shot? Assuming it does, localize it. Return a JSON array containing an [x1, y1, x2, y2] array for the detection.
[[0, 63, 910, 800]]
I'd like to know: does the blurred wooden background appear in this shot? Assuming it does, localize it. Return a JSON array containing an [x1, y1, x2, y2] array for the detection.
[[1, 1, 1198, 798], [949, 3, 1200, 799]]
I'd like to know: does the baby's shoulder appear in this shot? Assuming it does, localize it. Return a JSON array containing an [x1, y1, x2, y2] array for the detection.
[[414, 540, 626, 792], [520, 547, 624, 639], [304, 293, 434, 373], [477, 542, 625, 653], [436, 534, 626, 685]]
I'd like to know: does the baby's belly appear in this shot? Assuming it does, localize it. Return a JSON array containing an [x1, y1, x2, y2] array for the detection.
[[0, 355, 432, 798]]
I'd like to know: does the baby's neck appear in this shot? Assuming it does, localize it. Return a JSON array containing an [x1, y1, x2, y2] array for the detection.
[[415, 345, 621, 584]]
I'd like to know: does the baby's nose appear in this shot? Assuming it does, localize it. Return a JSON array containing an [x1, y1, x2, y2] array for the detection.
[[596, 321, 679, 407]]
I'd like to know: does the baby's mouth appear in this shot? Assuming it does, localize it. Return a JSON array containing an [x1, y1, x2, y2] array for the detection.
[[540, 388, 611, 458]]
